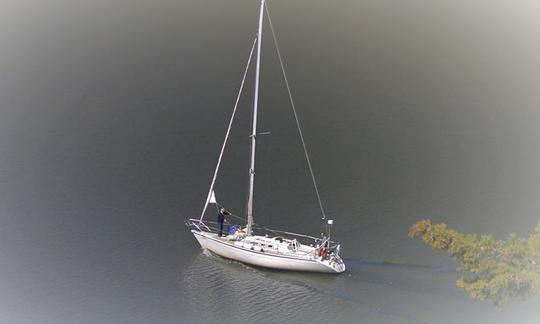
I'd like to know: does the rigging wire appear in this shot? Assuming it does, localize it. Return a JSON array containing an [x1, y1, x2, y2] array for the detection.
[[199, 37, 258, 221], [265, 2, 327, 220]]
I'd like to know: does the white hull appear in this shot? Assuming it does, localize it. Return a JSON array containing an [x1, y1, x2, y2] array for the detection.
[[192, 230, 345, 273]]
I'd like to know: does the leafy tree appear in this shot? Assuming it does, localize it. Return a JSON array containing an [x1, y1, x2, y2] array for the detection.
[[409, 219, 540, 306]]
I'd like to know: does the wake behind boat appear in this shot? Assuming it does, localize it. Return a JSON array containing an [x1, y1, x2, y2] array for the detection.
[[185, 0, 345, 274]]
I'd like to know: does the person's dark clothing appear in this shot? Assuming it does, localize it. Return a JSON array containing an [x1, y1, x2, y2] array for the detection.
[[217, 209, 230, 237], [316, 235, 328, 247], [323, 237, 329, 248]]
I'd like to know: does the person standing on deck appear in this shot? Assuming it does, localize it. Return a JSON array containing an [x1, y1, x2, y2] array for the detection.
[[316, 233, 328, 247], [315, 232, 329, 258], [217, 207, 230, 237]]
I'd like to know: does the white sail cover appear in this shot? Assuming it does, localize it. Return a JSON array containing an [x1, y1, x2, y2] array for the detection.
[[209, 190, 217, 204]]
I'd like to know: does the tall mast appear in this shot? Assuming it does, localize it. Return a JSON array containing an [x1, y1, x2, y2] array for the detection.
[[246, 0, 265, 236]]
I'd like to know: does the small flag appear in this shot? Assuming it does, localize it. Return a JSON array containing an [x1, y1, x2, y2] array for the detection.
[[209, 190, 217, 204]]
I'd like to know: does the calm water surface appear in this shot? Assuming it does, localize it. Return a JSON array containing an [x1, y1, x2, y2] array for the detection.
[[1, 0, 539, 323]]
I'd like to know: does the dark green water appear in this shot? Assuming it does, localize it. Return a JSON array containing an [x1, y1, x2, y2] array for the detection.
[[1, 0, 539, 322]]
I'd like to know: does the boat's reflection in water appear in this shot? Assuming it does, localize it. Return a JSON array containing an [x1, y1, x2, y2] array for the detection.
[[181, 250, 348, 323]]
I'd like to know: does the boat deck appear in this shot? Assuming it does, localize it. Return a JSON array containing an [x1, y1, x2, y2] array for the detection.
[[208, 232, 320, 261]]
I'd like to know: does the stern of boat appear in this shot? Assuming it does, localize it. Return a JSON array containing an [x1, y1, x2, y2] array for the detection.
[[315, 250, 346, 273]]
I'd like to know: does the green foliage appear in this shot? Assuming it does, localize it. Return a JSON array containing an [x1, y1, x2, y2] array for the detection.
[[409, 219, 540, 306]]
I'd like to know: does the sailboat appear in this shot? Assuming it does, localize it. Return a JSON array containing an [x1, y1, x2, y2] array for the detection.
[[185, 0, 345, 274]]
